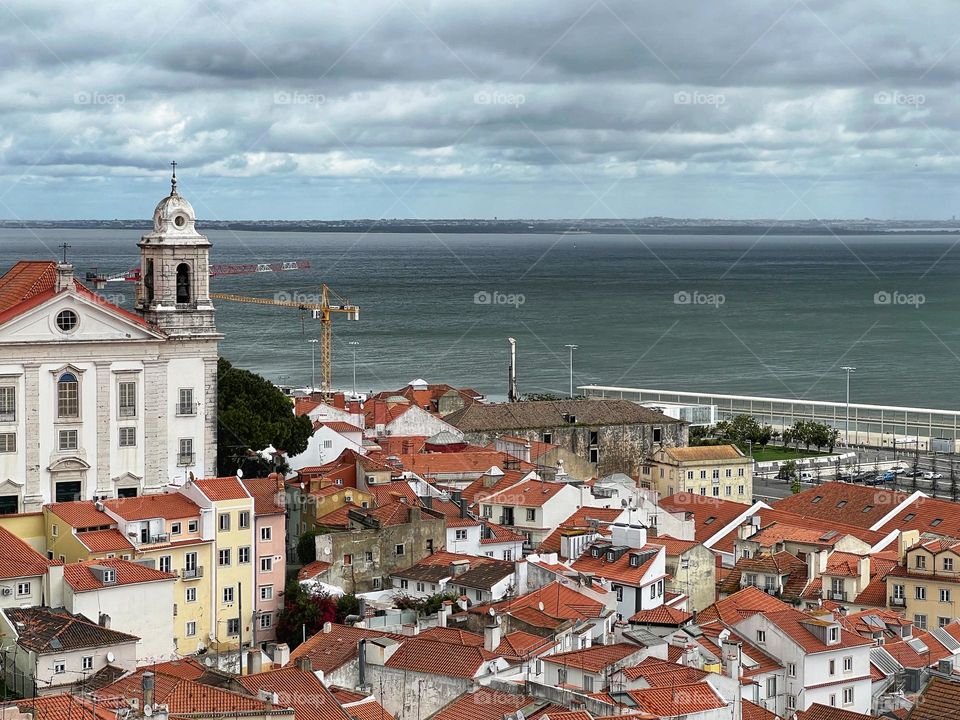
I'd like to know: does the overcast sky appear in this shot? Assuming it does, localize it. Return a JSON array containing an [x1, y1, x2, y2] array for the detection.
[[2, 0, 959, 220]]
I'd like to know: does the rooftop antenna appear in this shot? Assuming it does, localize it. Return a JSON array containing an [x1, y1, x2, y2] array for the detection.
[[507, 337, 518, 403], [170, 160, 178, 194]]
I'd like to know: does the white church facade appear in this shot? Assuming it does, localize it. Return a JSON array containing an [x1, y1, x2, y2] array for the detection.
[[0, 171, 220, 512]]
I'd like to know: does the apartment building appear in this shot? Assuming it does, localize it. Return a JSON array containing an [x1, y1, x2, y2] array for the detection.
[[646, 444, 753, 504]]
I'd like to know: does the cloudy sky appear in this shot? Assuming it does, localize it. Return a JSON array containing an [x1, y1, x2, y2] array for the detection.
[[1, 0, 959, 220]]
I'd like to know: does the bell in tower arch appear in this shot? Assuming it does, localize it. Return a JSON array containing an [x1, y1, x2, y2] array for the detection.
[[176, 263, 191, 304]]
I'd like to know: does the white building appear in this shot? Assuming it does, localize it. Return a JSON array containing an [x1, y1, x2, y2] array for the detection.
[[0, 172, 220, 511], [62, 558, 177, 664], [287, 422, 364, 473]]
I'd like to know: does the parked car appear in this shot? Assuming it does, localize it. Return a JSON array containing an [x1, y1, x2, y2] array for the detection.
[[799, 472, 816, 482], [903, 468, 922, 478], [923, 471, 943, 480], [867, 471, 896, 485], [891, 466, 906, 474]]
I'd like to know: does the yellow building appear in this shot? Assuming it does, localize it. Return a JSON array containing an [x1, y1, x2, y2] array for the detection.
[[41, 496, 216, 657], [181, 477, 256, 654], [646, 444, 753, 504], [886, 532, 959, 631]]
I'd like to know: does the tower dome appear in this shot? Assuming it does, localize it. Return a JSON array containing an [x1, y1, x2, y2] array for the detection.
[[152, 164, 197, 233]]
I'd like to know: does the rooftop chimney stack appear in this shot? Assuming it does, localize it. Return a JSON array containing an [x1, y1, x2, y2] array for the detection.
[[55, 263, 74, 293], [142, 672, 155, 709]]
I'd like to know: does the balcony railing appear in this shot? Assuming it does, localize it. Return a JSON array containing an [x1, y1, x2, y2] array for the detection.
[[890, 596, 906, 606], [180, 566, 204, 579], [139, 533, 170, 546], [831, 591, 848, 601]]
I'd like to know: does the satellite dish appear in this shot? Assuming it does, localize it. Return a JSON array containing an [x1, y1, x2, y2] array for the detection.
[[143, 707, 153, 717], [538, 602, 544, 611], [236, 469, 244, 479], [488, 607, 496, 617], [106, 652, 115, 663]]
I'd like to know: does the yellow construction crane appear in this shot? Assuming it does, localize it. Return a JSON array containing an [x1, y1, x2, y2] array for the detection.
[[210, 284, 359, 396]]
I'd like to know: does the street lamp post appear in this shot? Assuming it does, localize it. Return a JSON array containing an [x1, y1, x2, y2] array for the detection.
[[564, 344, 578, 398], [348, 341, 360, 396], [842, 366, 856, 446], [307, 339, 319, 392]]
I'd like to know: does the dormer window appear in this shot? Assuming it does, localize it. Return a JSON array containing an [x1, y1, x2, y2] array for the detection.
[[828, 626, 839, 643], [629, 554, 640, 567], [591, 547, 601, 558], [916, 555, 927, 569], [102, 569, 115, 584]]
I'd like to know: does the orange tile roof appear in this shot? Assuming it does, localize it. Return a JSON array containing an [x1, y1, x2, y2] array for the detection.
[[319, 421, 363, 434], [628, 605, 692, 626], [141, 657, 207, 680], [10, 694, 116, 720], [795, 703, 875, 720], [877, 494, 960, 538], [743, 700, 779, 720], [622, 657, 708, 685], [474, 478, 568, 507], [0, 261, 57, 313], [394, 450, 536, 477], [340, 698, 395, 720], [544, 642, 642, 672], [762, 607, 873, 654], [417, 626, 484, 646], [909, 676, 960, 720], [47, 501, 114, 528], [495, 630, 555, 660], [238, 666, 351, 720], [76, 528, 135, 553], [0, 525, 58, 580], [698, 585, 795, 625], [97, 671, 269, 715], [491, 581, 607, 621], [570, 543, 663, 586], [606, 682, 727, 716], [773, 483, 910, 529], [104, 493, 200, 521], [649, 535, 700, 556], [658, 493, 752, 544], [289, 625, 404, 674], [63, 558, 175, 591], [383, 638, 498, 678], [538, 506, 625, 556], [431, 688, 558, 720], [194, 476, 251, 501], [298, 560, 332, 581], [242, 477, 286, 515]]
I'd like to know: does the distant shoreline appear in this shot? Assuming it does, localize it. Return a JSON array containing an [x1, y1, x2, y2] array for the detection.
[[3, 220, 960, 235]]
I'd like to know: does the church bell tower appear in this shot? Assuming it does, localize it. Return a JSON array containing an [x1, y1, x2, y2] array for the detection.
[[135, 163, 218, 338]]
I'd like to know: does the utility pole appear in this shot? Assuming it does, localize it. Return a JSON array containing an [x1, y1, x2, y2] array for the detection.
[[349, 341, 360, 396], [841, 367, 856, 446], [564, 344, 578, 398], [507, 337, 518, 402], [238, 581, 243, 675]]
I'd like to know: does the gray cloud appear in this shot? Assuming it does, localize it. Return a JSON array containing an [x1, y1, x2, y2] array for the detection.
[[1, 0, 959, 218]]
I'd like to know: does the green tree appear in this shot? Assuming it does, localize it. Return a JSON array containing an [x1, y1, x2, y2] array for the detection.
[[217, 357, 313, 477], [336, 594, 361, 623], [297, 529, 327, 565]]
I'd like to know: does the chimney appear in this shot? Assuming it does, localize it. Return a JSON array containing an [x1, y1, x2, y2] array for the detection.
[[99, 613, 111, 629], [374, 400, 387, 430], [484, 614, 503, 652], [296, 656, 312, 673], [55, 263, 74, 293], [273, 643, 290, 667], [247, 649, 262, 675], [421, 496, 433, 510], [408, 506, 421, 524], [402, 439, 413, 454], [323, 621, 332, 633], [722, 639, 741, 681], [333, 394, 346, 410], [142, 672, 155, 709], [460, 499, 469, 519], [450, 560, 471, 576], [358, 638, 367, 687], [858, 555, 870, 590], [441, 600, 453, 626], [456, 596, 469, 612]]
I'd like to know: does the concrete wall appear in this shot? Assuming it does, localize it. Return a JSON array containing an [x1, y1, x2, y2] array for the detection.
[[664, 544, 716, 612], [365, 664, 472, 719]]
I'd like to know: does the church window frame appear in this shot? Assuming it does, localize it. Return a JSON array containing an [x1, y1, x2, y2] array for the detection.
[[175, 263, 191, 304], [55, 309, 79, 333], [57, 372, 80, 419]]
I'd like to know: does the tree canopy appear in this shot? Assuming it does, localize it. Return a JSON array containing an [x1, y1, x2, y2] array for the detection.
[[216, 357, 313, 477]]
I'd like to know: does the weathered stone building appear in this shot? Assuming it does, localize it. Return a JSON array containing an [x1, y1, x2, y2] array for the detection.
[[313, 504, 446, 593], [445, 399, 687, 477]]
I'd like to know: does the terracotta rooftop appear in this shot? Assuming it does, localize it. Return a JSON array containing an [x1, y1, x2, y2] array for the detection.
[[431, 688, 558, 720], [298, 560, 332, 581], [491, 581, 607, 621], [604, 682, 727, 716], [495, 630, 555, 660], [795, 703, 875, 720], [383, 638, 499, 678], [538, 506, 625, 557], [698, 585, 796, 625], [242, 476, 286, 515], [238, 666, 351, 720], [289, 624, 403, 674], [0, 525, 58, 580], [8, 694, 116, 720], [417, 626, 485, 646], [570, 542, 663, 586], [4, 607, 139, 653], [909, 676, 960, 720], [627, 605, 693, 626], [63, 558, 175, 592], [76, 528, 135, 554], [194, 476, 252, 501], [877, 494, 960, 538], [773, 483, 910, 529], [658, 493, 753, 545], [47, 501, 114, 529], [103, 492, 200, 521], [97, 669, 274, 715], [473, 478, 570, 507], [622, 657, 708, 685], [544, 642, 643, 672]]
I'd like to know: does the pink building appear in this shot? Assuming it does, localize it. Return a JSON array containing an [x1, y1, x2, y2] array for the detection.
[[243, 476, 287, 645]]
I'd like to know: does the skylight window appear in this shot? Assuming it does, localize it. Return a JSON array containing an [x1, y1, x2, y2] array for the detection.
[[836, 500, 847, 508], [812, 496, 823, 504]]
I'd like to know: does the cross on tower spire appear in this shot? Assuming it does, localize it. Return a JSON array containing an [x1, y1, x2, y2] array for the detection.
[[170, 160, 178, 194], [58, 242, 71, 264]]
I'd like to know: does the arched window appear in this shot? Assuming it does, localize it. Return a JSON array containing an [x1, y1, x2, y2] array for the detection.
[[144, 259, 154, 302], [57, 373, 79, 418], [176, 263, 191, 304]]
